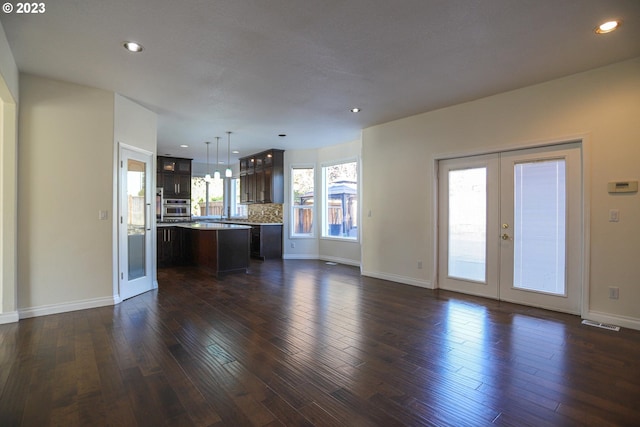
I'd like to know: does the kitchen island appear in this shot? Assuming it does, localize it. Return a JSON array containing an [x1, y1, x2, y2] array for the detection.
[[214, 220, 283, 260], [158, 222, 251, 276]]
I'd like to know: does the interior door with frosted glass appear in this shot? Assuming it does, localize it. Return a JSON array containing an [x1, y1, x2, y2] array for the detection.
[[498, 144, 582, 314], [119, 146, 154, 301], [438, 154, 500, 299]]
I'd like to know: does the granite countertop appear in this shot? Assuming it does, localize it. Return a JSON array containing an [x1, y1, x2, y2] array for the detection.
[[158, 219, 283, 227], [214, 220, 283, 226], [157, 222, 251, 230], [182, 222, 252, 230]]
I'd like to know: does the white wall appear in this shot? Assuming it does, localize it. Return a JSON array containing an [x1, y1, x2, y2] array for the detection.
[[115, 94, 157, 153], [0, 21, 18, 322], [284, 140, 362, 266], [361, 57, 640, 328], [18, 74, 116, 316], [0, 21, 18, 101]]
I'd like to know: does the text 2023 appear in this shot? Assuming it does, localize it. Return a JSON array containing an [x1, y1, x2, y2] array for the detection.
[[17, 2, 46, 13]]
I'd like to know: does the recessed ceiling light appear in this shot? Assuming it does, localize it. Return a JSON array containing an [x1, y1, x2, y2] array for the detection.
[[123, 41, 144, 52], [232, 150, 240, 154], [350, 107, 361, 113], [595, 20, 621, 34], [180, 144, 188, 148]]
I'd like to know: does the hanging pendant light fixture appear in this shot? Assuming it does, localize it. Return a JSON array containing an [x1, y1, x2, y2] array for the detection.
[[204, 141, 212, 182], [225, 131, 233, 178], [214, 136, 221, 180]]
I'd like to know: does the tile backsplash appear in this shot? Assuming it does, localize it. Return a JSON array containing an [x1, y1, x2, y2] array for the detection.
[[247, 204, 283, 223]]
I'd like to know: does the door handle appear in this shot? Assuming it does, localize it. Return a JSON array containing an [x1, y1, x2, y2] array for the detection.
[[146, 203, 151, 231]]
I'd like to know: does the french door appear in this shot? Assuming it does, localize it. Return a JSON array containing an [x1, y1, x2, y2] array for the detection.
[[438, 143, 582, 314], [118, 145, 154, 301]]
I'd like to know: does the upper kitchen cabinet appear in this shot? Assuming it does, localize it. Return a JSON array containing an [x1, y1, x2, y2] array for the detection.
[[157, 156, 192, 199], [239, 149, 284, 204], [159, 156, 192, 174]]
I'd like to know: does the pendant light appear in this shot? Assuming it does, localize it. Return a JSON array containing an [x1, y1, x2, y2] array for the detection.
[[214, 136, 221, 180], [204, 141, 212, 182], [225, 131, 233, 178]]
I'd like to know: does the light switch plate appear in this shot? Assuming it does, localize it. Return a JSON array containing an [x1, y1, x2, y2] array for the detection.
[[609, 209, 619, 222], [99, 210, 108, 220]]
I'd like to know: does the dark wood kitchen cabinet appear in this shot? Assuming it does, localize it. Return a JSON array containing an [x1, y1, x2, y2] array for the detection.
[[157, 226, 190, 267], [190, 226, 250, 276], [157, 156, 191, 199], [239, 149, 283, 204], [240, 172, 256, 204], [250, 224, 283, 260]]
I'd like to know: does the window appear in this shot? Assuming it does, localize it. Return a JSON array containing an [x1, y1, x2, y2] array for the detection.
[[291, 167, 314, 237], [230, 178, 248, 218], [191, 177, 224, 217], [322, 160, 358, 240]]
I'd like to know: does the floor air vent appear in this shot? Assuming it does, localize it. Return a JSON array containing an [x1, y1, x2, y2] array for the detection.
[[581, 319, 620, 332]]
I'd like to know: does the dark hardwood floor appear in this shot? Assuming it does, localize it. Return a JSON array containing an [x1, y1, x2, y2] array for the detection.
[[2, 260, 640, 426]]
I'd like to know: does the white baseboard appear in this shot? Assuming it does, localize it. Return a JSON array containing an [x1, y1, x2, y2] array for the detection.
[[0, 311, 19, 324], [282, 254, 361, 268], [283, 253, 320, 260], [362, 269, 433, 289], [319, 256, 360, 267], [583, 310, 640, 331], [18, 296, 117, 319]]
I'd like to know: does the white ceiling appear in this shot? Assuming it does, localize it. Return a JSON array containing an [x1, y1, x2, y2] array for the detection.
[[2, 0, 639, 163]]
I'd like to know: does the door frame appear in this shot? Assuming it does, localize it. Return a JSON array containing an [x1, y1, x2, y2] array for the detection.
[[432, 135, 591, 316], [113, 142, 158, 303]]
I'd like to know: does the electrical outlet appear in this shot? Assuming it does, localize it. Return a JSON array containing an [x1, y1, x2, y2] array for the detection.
[[417, 261, 423, 269], [608, 286, 619, 300], [290, 242, 295, 249]]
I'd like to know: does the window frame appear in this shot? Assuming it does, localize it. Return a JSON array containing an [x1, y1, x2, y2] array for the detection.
[[290, 164, 316, 239], [320, 157, 360, 242], [229, 177, 247, 218]]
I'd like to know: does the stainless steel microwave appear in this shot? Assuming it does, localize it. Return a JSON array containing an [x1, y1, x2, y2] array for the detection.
[[163, 198, 190, 218]]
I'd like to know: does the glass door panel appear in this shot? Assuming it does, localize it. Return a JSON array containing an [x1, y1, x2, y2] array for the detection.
[[448, 167, 487, 282], [127, 159, 146, 280], [513, 159, 566, 295]]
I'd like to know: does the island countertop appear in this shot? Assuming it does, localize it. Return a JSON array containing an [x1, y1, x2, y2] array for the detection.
[[214, 220, 284, 226], [157, 222, 252, 230], [180, 222, 252, 230]]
